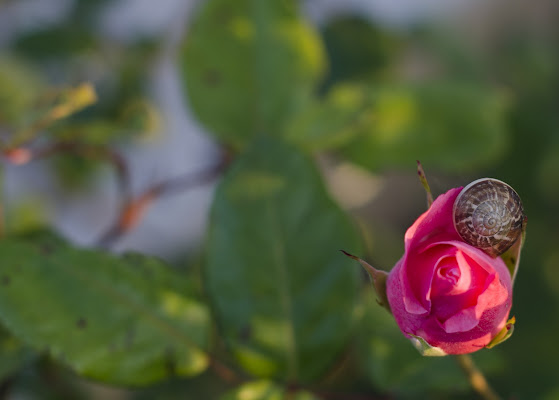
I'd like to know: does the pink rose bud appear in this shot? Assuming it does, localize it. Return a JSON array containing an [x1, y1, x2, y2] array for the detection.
[[387, 188, 514, 355]]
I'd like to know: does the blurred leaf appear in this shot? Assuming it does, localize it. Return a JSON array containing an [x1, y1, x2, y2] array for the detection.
[[359, 290, 504, 398], [54, 120, 122, 145], [116, 99, 161, 136], [220, 380, 319, 400], [285, 83, 374, 151], [11, 83, 97, 148], [0, 327, 35, 380], [320, 16, 400, 90], [13, 26, 97, 60], [205, 137, 360, 382], [0, 233, 210, 386], [5, 199, 48, 235], [341, 82, 508, 172], [180, 0, 326, 148], [0, 58, 44, 129]]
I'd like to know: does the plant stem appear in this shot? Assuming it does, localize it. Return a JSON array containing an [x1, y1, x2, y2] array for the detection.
[[455, 354, 501, 400]]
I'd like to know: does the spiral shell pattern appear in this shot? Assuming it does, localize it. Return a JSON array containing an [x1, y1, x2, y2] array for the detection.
[[453, 178, 525, 258]]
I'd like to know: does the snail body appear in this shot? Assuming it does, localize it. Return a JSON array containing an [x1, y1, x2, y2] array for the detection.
[[453, 178, 525, 258]]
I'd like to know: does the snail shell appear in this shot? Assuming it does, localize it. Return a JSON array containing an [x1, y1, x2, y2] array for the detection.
[[453, 178, 525, 258]]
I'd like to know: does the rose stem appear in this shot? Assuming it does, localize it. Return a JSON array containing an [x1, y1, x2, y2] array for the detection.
[[416, 160, 434, 208], [455, 354, 501, 400]]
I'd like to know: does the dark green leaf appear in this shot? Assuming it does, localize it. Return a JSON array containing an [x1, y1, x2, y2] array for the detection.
[[0, 327, 35, 380], [284, 84, 374, 151], [205, 137, 360, 382], [0, 234, 209, 386], [341, 82, 508, 172], [180, 0, 325, 148], [320, 16, 400, 89]]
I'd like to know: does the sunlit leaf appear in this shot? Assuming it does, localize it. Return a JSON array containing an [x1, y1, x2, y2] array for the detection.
[[0, 233, 210, 386], [205, 137, 360, 382], [0, 58, 44, 129], [180, 0, 326, 148], [341, 82, 508, 172], [284, 83, 374, 151], [220, 380, 319, 400]]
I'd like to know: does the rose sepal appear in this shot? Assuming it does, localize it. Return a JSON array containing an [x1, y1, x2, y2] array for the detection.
[[499, 221, 526, 285], [408, 333, 447, 356], [485, 316, 516, 349], [341, 251, 390, 313]]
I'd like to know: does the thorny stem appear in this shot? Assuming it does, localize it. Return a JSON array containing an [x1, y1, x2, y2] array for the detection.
[[455, 354, 501, 400]]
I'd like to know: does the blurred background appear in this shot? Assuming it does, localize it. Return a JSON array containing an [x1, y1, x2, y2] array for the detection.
[[0, 0, 558, 398]]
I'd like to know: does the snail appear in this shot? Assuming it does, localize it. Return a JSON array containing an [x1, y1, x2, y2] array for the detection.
[[453, 178, 526, 258]]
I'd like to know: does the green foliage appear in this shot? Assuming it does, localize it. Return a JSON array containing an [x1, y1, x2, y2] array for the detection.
[[220, 380, 319, 400], [0, 327, 35, 381], [341, 82, 508, 172], [0, 233, 209, 386], [2, 0, 555, 397], [205, 137, 360, 382], [284, 83, 374, 151], [0, 58, 44, 129], [180, 0, 325, 149], [320, 16, 400, 88], [359, 291, 504, 398]]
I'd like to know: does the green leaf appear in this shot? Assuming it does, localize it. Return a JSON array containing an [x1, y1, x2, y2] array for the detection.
[[205, 137, 360, 382], [180, 0, 326, 148], [220, 380, 319, 400], [0, 58, 44, 129], [341, 82, 508, 172], [0, 233, 210, 386], [320, 16, 401, 88], [0, 327, 35, 380], [284, 84, 374, 151]]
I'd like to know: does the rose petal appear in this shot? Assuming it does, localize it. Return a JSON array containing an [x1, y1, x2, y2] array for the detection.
[[404, 187, 463, 253], [441, 306, 480, 333], [440, 272, 508, 333], [401, 245, 456, 314]]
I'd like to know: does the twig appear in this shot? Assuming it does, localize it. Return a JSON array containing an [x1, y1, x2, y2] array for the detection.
[[96, 150, 231, 248], [455, 354, 501, 400]]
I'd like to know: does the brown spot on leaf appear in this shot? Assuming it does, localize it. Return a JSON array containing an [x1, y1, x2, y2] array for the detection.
[[124, 327, 135, 348], [204, 69, 221, 86], [40, 244, 54, 255], [1, 276, 10, 286], [76, 318, 87, 330]]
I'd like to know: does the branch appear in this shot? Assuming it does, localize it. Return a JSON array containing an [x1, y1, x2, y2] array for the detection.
[[96, 149, 232, 248]]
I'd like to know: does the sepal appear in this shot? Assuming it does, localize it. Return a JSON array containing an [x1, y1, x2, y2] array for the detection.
[[408, 333, 447, 356], [500, 220, 526, 285], [486, 316, 515, 349], [341, 251, 390, 313]]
